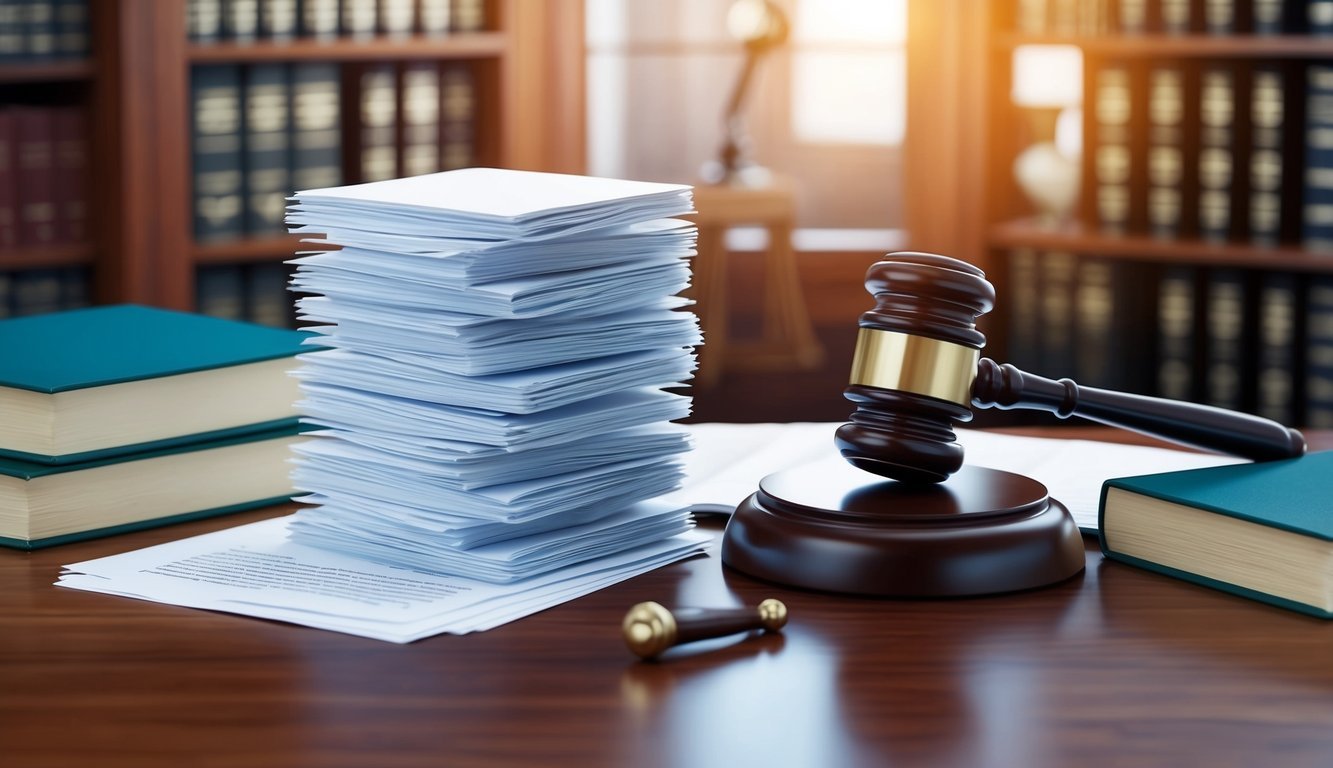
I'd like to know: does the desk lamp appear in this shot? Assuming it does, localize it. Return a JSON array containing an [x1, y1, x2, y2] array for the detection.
[[699, 0, 789, 187], [721, 252, 1306, 596]]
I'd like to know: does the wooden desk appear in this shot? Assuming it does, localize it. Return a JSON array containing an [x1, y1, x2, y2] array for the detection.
[[3, 429, 1332, 767]]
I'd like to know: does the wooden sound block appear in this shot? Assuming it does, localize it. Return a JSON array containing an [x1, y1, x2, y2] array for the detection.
[[720, 459, 1086, 597]]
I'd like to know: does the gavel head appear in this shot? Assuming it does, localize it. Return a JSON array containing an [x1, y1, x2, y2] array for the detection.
[[834, 252, 995, 484]]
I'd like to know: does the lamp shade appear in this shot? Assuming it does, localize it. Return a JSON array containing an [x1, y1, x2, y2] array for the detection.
[[1011, 45, 1083, 108]]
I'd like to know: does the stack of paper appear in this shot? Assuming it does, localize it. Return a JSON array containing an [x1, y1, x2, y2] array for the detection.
[[284, 168, 707, 582]]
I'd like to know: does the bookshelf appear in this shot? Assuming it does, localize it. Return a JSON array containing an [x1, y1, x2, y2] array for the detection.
[[0, 0, 584, 323], [906, 0, 1333, 428]]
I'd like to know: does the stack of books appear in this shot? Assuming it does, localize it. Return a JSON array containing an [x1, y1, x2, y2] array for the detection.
[[284, 167, 707, 583], [0, 304, 310, 549]]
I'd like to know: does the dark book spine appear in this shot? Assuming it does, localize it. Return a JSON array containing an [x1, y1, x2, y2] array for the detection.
[[441, 63, 476, 170], [342, 0, 377, 39], [223, 0, 259, 41], [0, 271, 10, 318], [1312, 0, 1333, 34], [1304, 65, 1333, 252], [10, 267, 62, 316], [22, 0, 56, 60], [14, 107, 57, 246], [1256, 273, 1300, 425], [0, 3, 21, 62], [1093, 63, 1133, 234], [1073, 258, 1116, 387], [1156, 266, 1198, 402], [191, 65, 245, 242], [451, 0, 485, 31], [1147, 64, 1186, 240], [195, 264, 246, 319], [1306, 277, 1333, 428], [381, 0, 416, 36], [1005, 248, 1042, 373], [0, 111, 15, 250], [1253, 0, 1286, 33], [290, 62, 343, 192], [1038, 250, 1077, 378], [259, 0, 297, 40], [53, 0, 87, 58], [1204, 269, 1250, 412], [401, 61, 440, 177], [58, 265, 87, 308], [1249, 65, 1285, 245], [245, 261, 293, 327], [188, 0, 224, 43], [300, 0, 340, 39], [1198, 64, 1237, 243], [51, 105, 86, 244], [358, 63, 399, 182], [244, 63, 291, 236], [420, 0, 451, 35]]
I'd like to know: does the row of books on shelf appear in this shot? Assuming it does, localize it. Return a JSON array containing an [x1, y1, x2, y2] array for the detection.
[[187, 0, 483, 43], [192, 60, 476, 241], [1091, 60, 1333, 247], [0, 0, 87, 63], [0, 266, 88, 318], [1013, 0, 1333, 36], [1006, 249, 1333, 430], [197, 261, 295, 328], [0, 103, 85, 249]]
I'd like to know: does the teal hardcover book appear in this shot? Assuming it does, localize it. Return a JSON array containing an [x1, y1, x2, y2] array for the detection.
[[0, 422, 307, 549], [0, 304, 313, 464], [1099, 451, 1333, 619]]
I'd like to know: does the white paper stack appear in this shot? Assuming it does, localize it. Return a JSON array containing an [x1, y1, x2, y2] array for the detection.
[[284, 168, 707, 583]]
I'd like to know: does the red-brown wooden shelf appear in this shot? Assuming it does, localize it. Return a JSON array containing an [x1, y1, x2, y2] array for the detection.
[[187, 32, 506, 63], [989, 219, 1333, 272], [192, 235, 306, 265], [0, 60, 94, 83], [0, 242, 96, 269]]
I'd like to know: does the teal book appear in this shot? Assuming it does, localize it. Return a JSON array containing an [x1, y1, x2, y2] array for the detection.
[[0, 422, 306, 549], [0, 304, 311, 464], [1099, 452, 1333, 619]]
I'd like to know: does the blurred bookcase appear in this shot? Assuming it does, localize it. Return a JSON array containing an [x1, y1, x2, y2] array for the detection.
[[908, 0, 1333, 428], [0, 0, 584, 326]]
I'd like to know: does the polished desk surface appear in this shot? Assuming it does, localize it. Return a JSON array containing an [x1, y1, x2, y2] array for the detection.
[[3, 428, 1332, 768]]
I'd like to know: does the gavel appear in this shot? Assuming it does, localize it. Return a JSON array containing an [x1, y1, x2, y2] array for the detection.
[[835, 252, 1307, 484]]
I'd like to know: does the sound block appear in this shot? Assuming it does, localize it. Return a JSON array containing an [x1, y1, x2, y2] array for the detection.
[[720, 459, 1085, 597]]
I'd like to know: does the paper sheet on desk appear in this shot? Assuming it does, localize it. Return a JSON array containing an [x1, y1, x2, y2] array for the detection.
[[663, 424, 1244, 532]]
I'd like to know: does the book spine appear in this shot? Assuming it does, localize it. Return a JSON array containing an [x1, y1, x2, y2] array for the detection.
[[1005, 248, 1042, 373], [0, 111, 15, 250], [191, 65, 245, 242], [0, 2, 22, 62], [1156, 266, 1198, 402], [13, 107, 57, 247], [300, 0, 340, 39], [59, 265, 88, 309], [381, 0, 416, 36], [342, 0, 377, 39], [53, 0, 87, 58], [259, 0, 297, 40], [290, 62, 343, 192], [1306, 276, 1333, 427], [1249, 65, 1285, 246], [1094, 63, 1133, 234], [0, 271, 10, 318], [188, 0, 224, 43], [245, 261, 292, 327], [1158, 0, 1192, 32], [244, 63, 291, 236], [1304, 65, 1333, 252], [1073, 258, 1116, 387], [1198, 65, 1237, 243], [401, 62, 441, 177], [1118, 0, 1148, 32], [1204, 0, 1236, 32], [441, 63, 476, 169], [451, 0, 485, 31], [22, 0, 56, 60], [51, 105, 86, 244], [1204, 269, 1250, 412], [1256, 272, 1300, 425], [1147, 64, 1186, 240], [10, 267, 62, 316], [1038, 250, 1077, 378], [195, 264, 246, 320], [1253, 0, 1285, 33], [419, 0, 452, 35], [358, 63, 399, 182], [1312, 0, 1333, 34], [223, 0, 259, 41]]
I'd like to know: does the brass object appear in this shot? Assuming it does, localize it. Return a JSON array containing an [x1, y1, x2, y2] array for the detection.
[[622, 600, 788, 660], [622, 601, 677, 659], [847, 327, 978, 407]]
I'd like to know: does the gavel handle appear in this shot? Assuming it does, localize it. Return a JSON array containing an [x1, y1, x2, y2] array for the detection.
[[972, 359, 1307, 461]]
